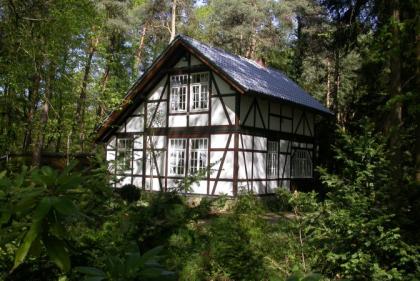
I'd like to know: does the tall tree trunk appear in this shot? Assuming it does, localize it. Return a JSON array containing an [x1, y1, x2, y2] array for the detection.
[[134, 24, 147, 74], [326, 57, 332, 108], [74, 37, 98, 152], [416, 14, 420, 183], [385, 0, 402, 133], [32, 64, 54, 166], [23, 74, 40, 152], [169, 0, 176, 42], [332, 49, 340, 120]]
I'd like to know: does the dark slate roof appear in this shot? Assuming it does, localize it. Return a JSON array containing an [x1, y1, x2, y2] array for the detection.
[[179, 35, 332, 115]]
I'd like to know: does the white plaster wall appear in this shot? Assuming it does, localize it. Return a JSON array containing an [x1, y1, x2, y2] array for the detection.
[[210, 180, 233, 196], [190, 180, 207, 194], [279, 180, 290, 189], [190, 113, 209, 126], [214, 75, 232, 94], [107, 136, 116, 150], [252, 181, 265, 194], [145, 178, 161, 191], [191, 55, 202, 66], [256, 99, 269, 129], [253, 136, 267, 151], [267, 180, 279, 193], [126, 116, 144, 132], [145, 151, 165, 176], [148, 136, 166, 149], [293, 109, 304, 135], [271, 102, 281, 115], [269, 116, 280, 131], [133, 151, 143, 175], [134, 135, 143, 149], [174, 57, 188, 68], [279, 154, 290, 178], [210, 151, 234, 179], [133, 103, 144, 115], [240, 96, 253, 126], [147, 102, 167, 128], [147, 76, 167, 100], [132, 176, 143, 188], [239, 134, 253, 150], [211, 134, 234, 149], [115, 176, 132, 188], [169, 115, 187, 127], [253, 152, 266, 179], [282, 119, 292, 133], [238, 151, 252, 180], [280, 139, 290, 153], [282, 104, 292, 118], [210, 96, 235, 125]]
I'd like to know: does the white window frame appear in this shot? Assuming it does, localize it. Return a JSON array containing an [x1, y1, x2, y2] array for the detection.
[[267, 141, 278, 178], [116, 138, 133, 172], [168, 138, 187, 176], [190, 72, 209, 111], [189, 138, 208, 174], [291, 149, 313, 178], [170, 74, 188, 113]]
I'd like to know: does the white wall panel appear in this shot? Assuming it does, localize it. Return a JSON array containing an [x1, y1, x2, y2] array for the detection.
[[253, 152, 266, 179], [279, 180, 290, 190], [145, 178, 161, 191], [126, 116, 144, 132], [106, 150, 115, 161], [279, 154, 290, 178], [282, 104, 292, 118], [132, 176, 143, 188], [147, 76, 167, 100], [294, 109, 304, 135], [210, 181, 233, 196], [190, 113, 209, 126], [214, 74, 232, 95], [191, 55, 202, 66], [271, 102, 281, 115], [145, 151, 165, 176], [211, 97, 227, 125], [280, 140, 290, 153], [253, 136, 267, 151], [134, 135, 143, 149], [239, 134, 253, 149], [240, 96, 254, 126], [210, 151, 233, 179], [238, 152, 252, 180], [267, 180, 278, 193], [269, 116, 280, 131], [252, 181, 265, 194], [169, 115, 187, 127], [148, 136, 166, 149], [133, 151, 143, 175], [256, 99, 269, 129], [147, 102, 166, 128], [106, 136, 116, 150], [282, 119, 292, 133], [133, 103, 144, 115], [223, 96, 236, 123], [211, 134, 233, 149], [115, 176, 132, 188], [174, 57, 188, 68], [191, 180, 207, 194]]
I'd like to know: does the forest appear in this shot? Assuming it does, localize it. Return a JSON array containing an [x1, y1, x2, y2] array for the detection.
[[0, 0, 419, 280]]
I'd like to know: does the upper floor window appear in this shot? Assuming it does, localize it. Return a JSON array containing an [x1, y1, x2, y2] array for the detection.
[[170, 74, 188, 112], [267, 141, 278, 178], [117, 138, 133, 172], [191, 73, 209, 111], [170, 72, 209, 112], [291, 149, 312, 178]]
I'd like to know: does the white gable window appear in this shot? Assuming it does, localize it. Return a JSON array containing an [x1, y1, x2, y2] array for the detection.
[[267, 141, 278, 178], [170, 74, 188, 112], [169, 138, 187, 176], [189, 138, 208, 174], [117, 138, 133, 172], [291, 149, 312, 178], [191, 72, 209, 111]]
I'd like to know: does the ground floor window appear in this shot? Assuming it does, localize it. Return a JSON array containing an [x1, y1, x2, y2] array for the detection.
[[291, 149, 312, 178], [117, 138, 133, 172], [267, 141, 278, 178], [169, 139, 187, 176], [189, 138, 208, 174], [169, 137, 209, 176]]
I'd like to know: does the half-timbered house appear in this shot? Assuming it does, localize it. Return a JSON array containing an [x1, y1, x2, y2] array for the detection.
[[96, 35, 332, 196]]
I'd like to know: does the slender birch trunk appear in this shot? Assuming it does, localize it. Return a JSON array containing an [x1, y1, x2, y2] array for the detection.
[[169, 0, 176, 42]]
